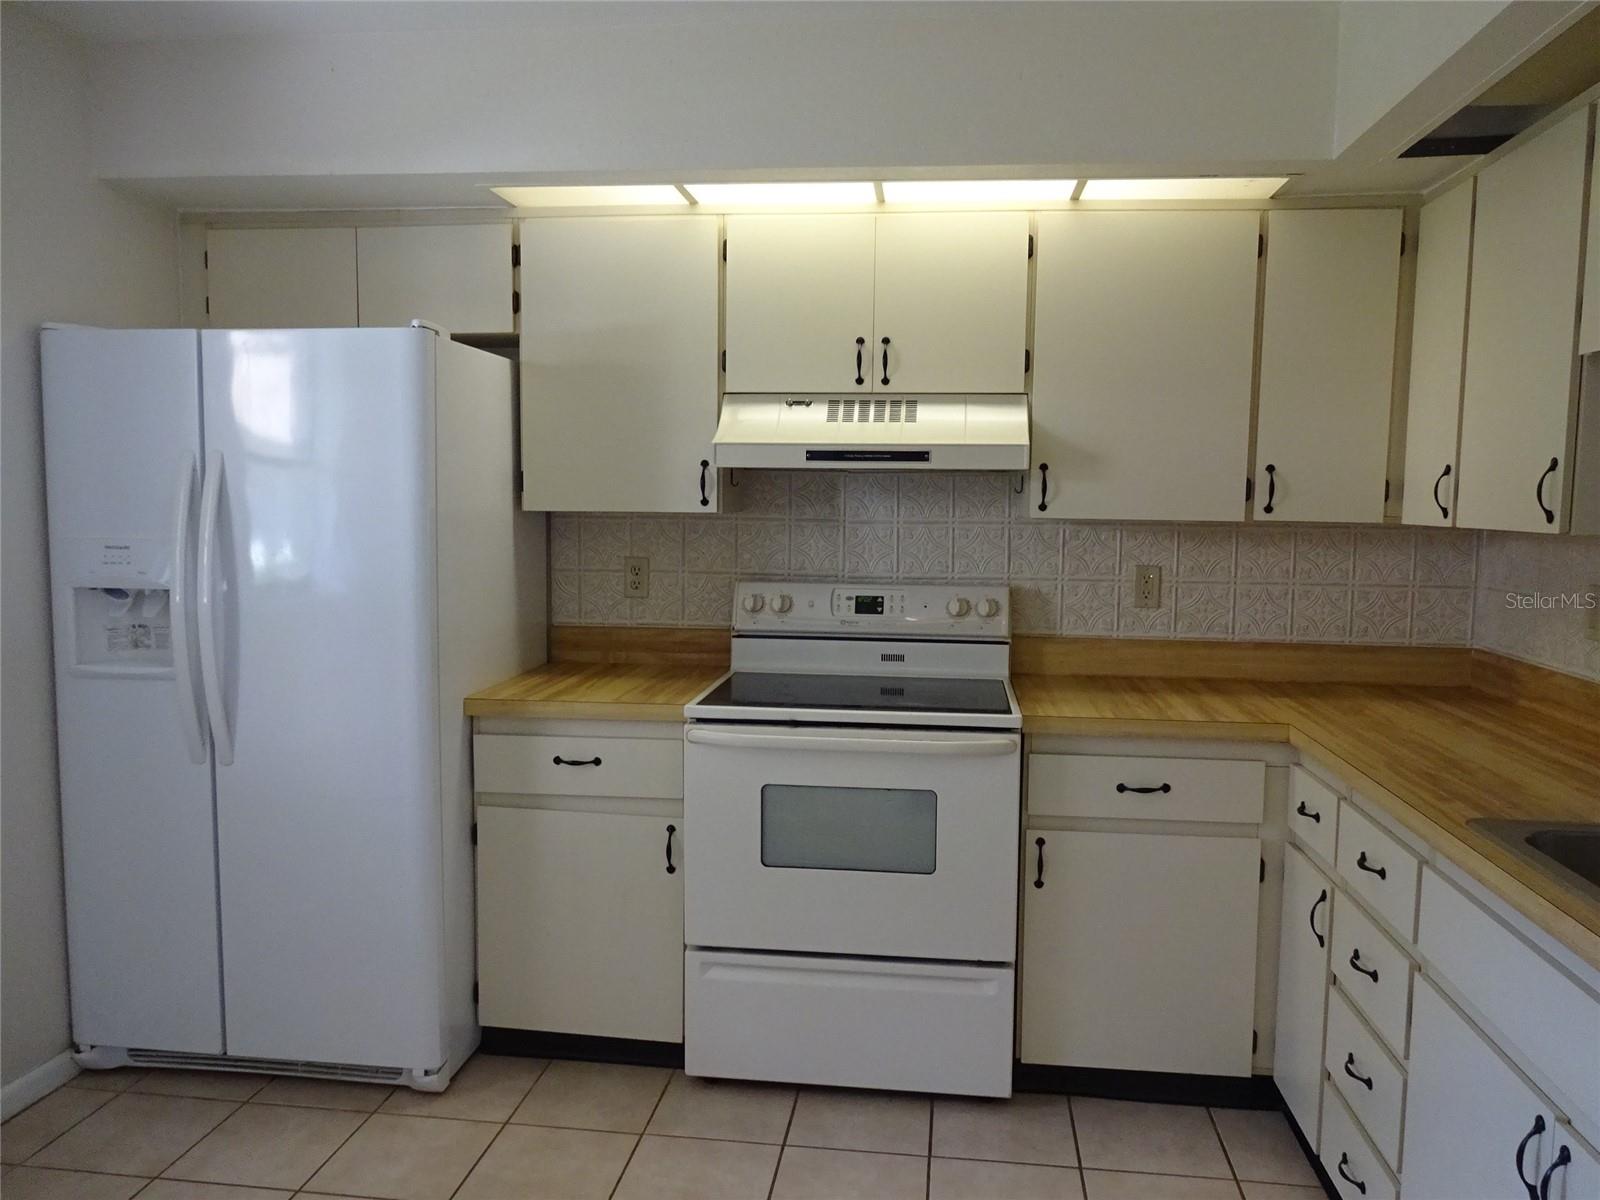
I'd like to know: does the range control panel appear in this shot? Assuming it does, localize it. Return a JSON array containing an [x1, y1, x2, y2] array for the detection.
[[732, 581, 1009, 639]]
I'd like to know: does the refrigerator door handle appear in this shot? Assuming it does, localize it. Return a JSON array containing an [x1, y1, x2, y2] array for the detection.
[[171, 454, 208, 764], [197, 450, 235, 767]]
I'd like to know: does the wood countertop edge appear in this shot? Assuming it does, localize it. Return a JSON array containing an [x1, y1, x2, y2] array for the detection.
[[463, 698, 691, 721]]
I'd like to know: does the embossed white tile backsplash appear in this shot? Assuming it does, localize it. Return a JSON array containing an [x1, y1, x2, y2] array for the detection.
[[1473, 531, 1600, 681], [549, 471, 1486, 647]]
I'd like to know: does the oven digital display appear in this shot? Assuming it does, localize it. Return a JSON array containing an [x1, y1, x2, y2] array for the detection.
[[853, 595, 885, 615]]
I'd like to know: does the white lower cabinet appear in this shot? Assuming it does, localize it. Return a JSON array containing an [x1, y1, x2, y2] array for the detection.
[[1021, 827, 1260, 1076], [1322, 1082, 1400, 1200], [1274, 844, 1333, 1147], [1401, 976, 1558, 1200], [476, 805, 684, 1042]]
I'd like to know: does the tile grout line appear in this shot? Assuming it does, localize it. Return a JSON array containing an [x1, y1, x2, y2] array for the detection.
[[441, 1056, 551, 1200], [1204, 1106, 1250, 1200], [1066, 1093, 1086, 1182], [4, 1083, 118, 1168], [764, 1087, 800, 1200], [605, 1066, 672, 1200]]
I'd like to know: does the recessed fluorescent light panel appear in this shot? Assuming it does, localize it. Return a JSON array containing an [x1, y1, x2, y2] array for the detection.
[[492, 185, 686, 207], [684, 182, 877, 206], [1079, 177, 1288, 200], [881, 179, 1078, 203]]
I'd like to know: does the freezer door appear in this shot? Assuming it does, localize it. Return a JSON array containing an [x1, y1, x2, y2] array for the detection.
[[41, 326, 223, 1054], [199, 328, 444, 1068]]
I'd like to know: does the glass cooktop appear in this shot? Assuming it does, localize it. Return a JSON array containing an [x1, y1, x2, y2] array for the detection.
[[697, 671, 1013, 715]]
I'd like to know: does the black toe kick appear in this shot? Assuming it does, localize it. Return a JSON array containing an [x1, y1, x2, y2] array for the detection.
[[1013, 1063, 1281, 1110], [480, 1027, 684, 1069]]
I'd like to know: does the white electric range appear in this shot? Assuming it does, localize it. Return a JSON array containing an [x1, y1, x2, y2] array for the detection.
[[683, 581, 1021, 1098]]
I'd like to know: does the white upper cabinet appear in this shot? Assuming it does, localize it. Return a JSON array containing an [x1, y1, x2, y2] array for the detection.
[[1456, 108, 1590, 533], [1255, 209, 1403, 523], [206, 227, 358, 328], [355, 224, 515, 334], [723, 214, 877, 392], [519, 216, 720, 513], [872, 212, 1031, 393], [1030, 210, 1259, 520], [1401, 183, 1474, 528], [1584, 110, 1600, 356]]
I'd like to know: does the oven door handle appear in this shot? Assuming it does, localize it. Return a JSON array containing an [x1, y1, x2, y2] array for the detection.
[[684, 728, 1019, 756]]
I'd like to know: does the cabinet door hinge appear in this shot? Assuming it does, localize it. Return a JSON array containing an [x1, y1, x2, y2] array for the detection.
[[1384, 478, 1392, 503], [470, 822, 478, 846], [202, 250, 208, 269], [720, 349, 726, 373], [1400, 230, 1407, 256], [511, 243, 521, 268], [1252, 1029, 1259, 1054], [515, 469, 524, 495], [472, 981, 479, 1003], [512, 290, 521, 315], [1027, 233, 1034, 259], [204, 295, 210, 316], [1257, 232, 1265, 258], [1259, 857, 1266, 883], [1245, 476, 1254, 503], [1024, 347, 1031, 374], [721, 239, 727, 263]]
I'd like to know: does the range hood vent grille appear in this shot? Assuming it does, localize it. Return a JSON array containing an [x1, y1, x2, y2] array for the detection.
[[826, 397, 918, 424]]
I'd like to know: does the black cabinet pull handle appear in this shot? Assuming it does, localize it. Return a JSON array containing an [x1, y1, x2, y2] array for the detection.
[[1336, 1153, 1367, 1195], [1539, 1144, 1571, 1200], [1296, 800, 1321, 824], [1537, 456, 1558, 525], [855, 336, 866, 386], [1262, 463, 1276, 514], [1516, 1115, 1546, 1200], [1033, 836, 1046, 889], [1356, 851, 1386, 880], [698, 459, 710, 508], [880, 336, 891, 386], [1309, 888, 1327, 948], [783, 398, 813, 407], [1343, 1053, 1374, 1090], [1348, 949, 1379, 983], [552, 755, 602, 767], [1116, 783, 1172, 795], [1036, 463, 1049, 512], [1433, 463, 1452, 519], [665, 823, 677, 874]]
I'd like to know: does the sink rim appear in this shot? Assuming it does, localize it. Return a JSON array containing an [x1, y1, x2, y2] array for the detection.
[[1470, 818, 1600, 903]]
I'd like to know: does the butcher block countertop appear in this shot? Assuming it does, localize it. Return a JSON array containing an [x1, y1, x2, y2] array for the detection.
[[467, 629, 1600, 968]]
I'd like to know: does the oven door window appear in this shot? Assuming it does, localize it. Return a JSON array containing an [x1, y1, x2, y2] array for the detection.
[[760, 784, 936, 874]]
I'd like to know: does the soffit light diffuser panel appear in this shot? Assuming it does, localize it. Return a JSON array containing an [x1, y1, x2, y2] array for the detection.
[[492, 185, 686, 207], [684, 182, 878, 206], [881, 179, 1078, 203], [1079, 177, 1289, 200]]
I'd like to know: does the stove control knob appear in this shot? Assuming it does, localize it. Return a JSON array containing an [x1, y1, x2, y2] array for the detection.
[[946, 597, 972, 618], [741, 593, 765, 614], [977, 597, 1002, 618], [770, 593, 793, 614]]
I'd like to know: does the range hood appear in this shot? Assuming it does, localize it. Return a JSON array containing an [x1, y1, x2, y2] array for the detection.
[[713, 394, 1030, 470]]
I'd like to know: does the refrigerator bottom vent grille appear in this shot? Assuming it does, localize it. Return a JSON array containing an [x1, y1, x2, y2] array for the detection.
[[125, 1048, 407, 1084]]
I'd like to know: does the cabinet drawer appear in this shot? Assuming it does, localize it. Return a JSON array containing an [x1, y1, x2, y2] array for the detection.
[[1331, 894, 1413, 1059], [1325, 985, 1405, 1171], [1417, 867, 1600, 1133], [1335, 799, 1420, 941], [1028, 754, 1264, 823], [1288, 766, 1338, 865], [474, 733, 683, 799], [1321, 1084, 1399, 1200]]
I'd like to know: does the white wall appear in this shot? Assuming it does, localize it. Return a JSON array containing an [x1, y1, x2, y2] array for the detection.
[[81, 2, 1343, 206], [1, 8, 178, 1092]]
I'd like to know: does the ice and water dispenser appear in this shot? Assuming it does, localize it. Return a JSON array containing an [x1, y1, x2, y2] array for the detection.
[[61, 538, 178, 675]]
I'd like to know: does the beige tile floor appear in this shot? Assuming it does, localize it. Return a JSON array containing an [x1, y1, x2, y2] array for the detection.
[[1, 1054, 1328, 1199]]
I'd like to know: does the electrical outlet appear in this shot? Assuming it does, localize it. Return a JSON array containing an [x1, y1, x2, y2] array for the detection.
[[624, 556, 649, 598], [1133, 564, 1162, 610]]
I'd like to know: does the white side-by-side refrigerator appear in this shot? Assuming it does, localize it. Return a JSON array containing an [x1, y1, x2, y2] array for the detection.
[[41, 323, 544, 1090]]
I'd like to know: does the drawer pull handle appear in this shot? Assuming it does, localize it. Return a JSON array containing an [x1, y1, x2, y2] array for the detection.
[[1433, 462, 1452, 519], [1262, 463, 1276, 514], [855, 336, 866, 386], [1516, 1114, 1546, 1200], [665, 823, 677, 875], [1343, 1053, 1373, 1091], [1539, 1144, 1571, 1200], [1036, 462, 1050, 512], [1348, 949, 1379, 983], [1033, 836, 1046, 889], [1116, 783, 1171, 795], [699, 459, 711, 508], [1336, 1153, 1367, 1195], [1309, 889, 1327, 948], [1295, 800, 1321, 823], [880, 336, 891, 386], [552, 755, 602, 767], [1356, 851, 1386, 880]]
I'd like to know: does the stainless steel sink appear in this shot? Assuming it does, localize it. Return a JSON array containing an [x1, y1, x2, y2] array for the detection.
[[1471, 820, 1600, 901]]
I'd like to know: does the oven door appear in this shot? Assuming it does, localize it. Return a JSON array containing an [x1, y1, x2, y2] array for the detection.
[[684, 723, 1021, 962]]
